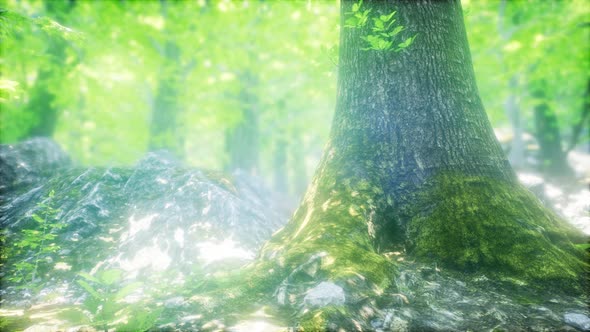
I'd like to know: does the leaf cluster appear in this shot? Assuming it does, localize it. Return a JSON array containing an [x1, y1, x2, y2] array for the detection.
[[76, 268, 161, 331], [5, 190, 65, 288], [345, 0, 416, 52]]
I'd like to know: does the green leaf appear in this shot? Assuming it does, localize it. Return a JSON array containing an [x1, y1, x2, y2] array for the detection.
[[344, 16, 358, 28], [98, 269, 122, 285], [352, 2, 359, 13], [57, 308, 91, 325], [373, 18, 384, 31], [32, 214, 45, 224], [397, 35, 417, 50], [78, 272, 101, 283], [77, 280, 102, 299], [117, 307, 163, 332], [101, 301, 120, 317], [380, 11, 396, 22], [114, 282, 142, 301], [388, 25, 404, 37]]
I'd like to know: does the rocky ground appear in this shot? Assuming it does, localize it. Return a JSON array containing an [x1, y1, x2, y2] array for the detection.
[[0, 138, 588, 332]]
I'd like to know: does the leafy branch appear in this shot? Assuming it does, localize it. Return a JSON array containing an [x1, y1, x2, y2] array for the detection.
[[345, 0, 416, 52], [75, 269, 160, 331], [8, 190, 65, 289]]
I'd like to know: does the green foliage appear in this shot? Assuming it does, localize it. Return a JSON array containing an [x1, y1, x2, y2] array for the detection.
[[75, 268, 161, 331], [4, 190, 65, 291], [0, 8, 82, 41], [464, 0, 589, 139], [346, 0, 416, 52], [0, 0, 587, 193]]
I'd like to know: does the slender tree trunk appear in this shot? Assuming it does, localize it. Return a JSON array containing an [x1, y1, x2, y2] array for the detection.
[[224, 72, 259, 174], [498, 0, 525, 168], [273, 138, 288, 193], [290, 135, 308, 198], [148, 1, 185, 158], [530, 80, 574, 177], [567, 78, 590, 153], [149, 40, 185, 158], [505, 76, 525, 167]]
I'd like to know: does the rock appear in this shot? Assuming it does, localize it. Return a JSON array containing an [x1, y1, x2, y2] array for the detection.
[[303, 282, 345, 308], [0, 138, 71, 193], [0, 150, 288, 308], [564, 313, 590, 331]]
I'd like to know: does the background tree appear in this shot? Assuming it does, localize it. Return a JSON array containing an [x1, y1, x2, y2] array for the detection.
[[23, 0, 77, 138], [465, 0, 590, 177]]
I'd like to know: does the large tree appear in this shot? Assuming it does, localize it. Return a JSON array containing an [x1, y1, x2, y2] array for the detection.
[[206, 0, 587, 329]]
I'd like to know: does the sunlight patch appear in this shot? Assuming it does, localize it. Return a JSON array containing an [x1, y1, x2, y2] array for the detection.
[[119, 244, 171, 271], [174, 228, 185, 248], [123, 213, 158, 240], [197, 238, 254, 265], [54, 262, 71, 271], [231, 319, 285, 332]]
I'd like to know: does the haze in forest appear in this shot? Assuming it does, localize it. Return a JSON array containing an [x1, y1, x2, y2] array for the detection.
[[0, 0, 589, 331]]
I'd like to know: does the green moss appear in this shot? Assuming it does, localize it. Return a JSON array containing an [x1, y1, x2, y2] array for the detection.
[[407, 172, 588, 292], [0, 314, 32, 332], [190, 162, 397, 326], [261, 170, 396, 290], [298, 306, 354, 331]]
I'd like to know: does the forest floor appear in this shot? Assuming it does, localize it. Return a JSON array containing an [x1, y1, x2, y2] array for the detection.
[[0, 140, 589, 332]]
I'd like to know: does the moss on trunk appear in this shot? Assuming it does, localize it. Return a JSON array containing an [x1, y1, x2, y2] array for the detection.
[[406, 172, 587, 291]]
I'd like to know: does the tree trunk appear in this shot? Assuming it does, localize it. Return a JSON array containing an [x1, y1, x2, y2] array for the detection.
[[567, 78, 590, 153], [149, 40, 185, 158], [211, 0, 587, 329], [530, 80, 574, 178], [290, 134, 308, 198], [498, 1, 525, 168], [273, 138, 288, 193], [224, 72, 259, 174], [24, 1, 76, 139], [505, 76, 525, 168], [148, 1, 185, 158]]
